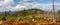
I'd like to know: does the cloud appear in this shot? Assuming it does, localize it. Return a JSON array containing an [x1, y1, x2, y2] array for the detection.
[[3, 0, 14, 5], [8, 2, 60, 11], [0, 0, 14, 6], [0, 0, 60, 12], [14, 2, 60, 11], [14, 5, 26, 11], [0, 0, 14, 12]]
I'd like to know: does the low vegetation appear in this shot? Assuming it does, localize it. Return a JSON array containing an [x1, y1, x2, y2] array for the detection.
[[0, 9, 60, 25]]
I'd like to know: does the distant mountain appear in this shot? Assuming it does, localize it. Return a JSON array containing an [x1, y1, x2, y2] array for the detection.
[[13, 9, 46, 17], [0, 9, 46, 17]]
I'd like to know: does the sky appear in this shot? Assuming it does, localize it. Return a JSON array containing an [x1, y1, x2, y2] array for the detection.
[[0, 0, 60, 12]]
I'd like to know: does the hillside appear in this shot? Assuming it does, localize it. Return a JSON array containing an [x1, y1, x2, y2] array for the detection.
[[12, 9, 46, 17], [0, 9, 46, 17]]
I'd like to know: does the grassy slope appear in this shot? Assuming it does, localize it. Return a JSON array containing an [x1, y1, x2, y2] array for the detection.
[[0, 9, 46, 20]]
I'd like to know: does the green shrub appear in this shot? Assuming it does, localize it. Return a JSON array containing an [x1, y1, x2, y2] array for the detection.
[[2, 17, 6, 21], [57, 17, 60, 22], [6, 17, 18, 21], [19, 17, 31, 21]]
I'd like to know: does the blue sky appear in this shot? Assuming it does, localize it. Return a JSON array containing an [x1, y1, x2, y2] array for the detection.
[[0, 0, 60, 12], [13, 0, 60, 4]]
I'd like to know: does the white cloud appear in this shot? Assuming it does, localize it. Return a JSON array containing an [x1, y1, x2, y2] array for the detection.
[[16, 2, 60, 11], [0, 0, 14, 12], [0, 0, 14, 6], [14, 5, 26, 11], [3, 0, 14, 5], [15, 5, 26, 8], [0, 0, 60, 12]]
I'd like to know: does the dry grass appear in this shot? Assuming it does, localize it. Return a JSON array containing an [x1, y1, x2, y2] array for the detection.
[[0, 20, 60, 25]]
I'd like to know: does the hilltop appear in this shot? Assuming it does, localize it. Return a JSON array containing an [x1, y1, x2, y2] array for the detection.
[[0, 9, 47, 17], [12, 9, 46, 17]]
